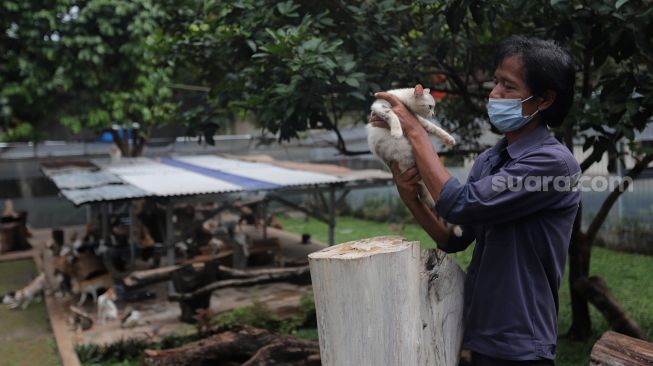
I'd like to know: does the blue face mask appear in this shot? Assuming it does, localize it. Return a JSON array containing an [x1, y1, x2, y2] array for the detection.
[[487, 96, 539, 132]]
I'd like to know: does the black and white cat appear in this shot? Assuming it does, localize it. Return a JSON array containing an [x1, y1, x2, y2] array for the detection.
[[5, 273, 46, 309]]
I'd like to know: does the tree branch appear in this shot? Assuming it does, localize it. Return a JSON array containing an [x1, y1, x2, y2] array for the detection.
[[585, 153, 653, 245], [580, 147, 606, 173]]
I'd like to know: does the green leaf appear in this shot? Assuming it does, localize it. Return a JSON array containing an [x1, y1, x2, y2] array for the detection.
[[344, 77, 360, 88], [246, 40, 257, 52]]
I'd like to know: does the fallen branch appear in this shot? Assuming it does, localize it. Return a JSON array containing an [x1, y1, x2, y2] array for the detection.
[[574, 276, 646, 339], [125, 264, 311, 288], [142, 326, 320, 366], [168, 266, 311, 301]]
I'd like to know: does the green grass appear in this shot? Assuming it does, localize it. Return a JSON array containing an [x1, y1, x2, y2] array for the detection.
[[279, 215, 653, 366], [0, 260, 60, 366]]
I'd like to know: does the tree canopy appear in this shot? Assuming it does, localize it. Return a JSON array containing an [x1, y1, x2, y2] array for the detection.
[[3, 0, 651, 158]]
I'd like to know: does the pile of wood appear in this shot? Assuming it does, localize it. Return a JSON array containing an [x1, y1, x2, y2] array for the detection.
[[143, 326, 320, 366]]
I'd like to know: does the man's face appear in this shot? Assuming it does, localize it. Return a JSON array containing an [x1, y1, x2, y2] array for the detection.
[[489, 56, 539, 117]]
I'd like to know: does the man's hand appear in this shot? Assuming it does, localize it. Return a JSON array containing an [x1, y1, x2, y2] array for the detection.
[[389, 162, 422, 204], [374, 88, 425, 139]]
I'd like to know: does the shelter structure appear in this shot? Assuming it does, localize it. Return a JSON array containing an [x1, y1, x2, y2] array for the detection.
[[42, 154, 392, 262]]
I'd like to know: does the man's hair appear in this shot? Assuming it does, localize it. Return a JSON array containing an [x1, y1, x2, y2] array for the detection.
[[495, 35, 576, 128]]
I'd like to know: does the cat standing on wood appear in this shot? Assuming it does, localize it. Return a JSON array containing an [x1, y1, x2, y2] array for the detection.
[[367, 84, 462, 237]]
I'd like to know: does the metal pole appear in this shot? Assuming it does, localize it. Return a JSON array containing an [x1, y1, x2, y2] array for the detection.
[[165, 201, 175, 292], [262, 199, 268, 240], [616, 142, 625, 221], [86, 204, 92, 224], [101, 203, 109, 242], [128, 203, 136, 266], [328, 186, 336, 246]]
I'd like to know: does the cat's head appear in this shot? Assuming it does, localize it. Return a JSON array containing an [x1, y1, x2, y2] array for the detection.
[[103, 287, 116, 301], [410, 84, 436, 118], [1, 291, 15, 304]]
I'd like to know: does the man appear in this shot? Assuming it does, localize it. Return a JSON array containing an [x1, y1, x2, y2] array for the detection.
[[371, 36, 580, 365]]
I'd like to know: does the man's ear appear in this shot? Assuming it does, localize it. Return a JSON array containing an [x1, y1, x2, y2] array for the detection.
[[538, 89, 557, 112], [414, 84, 424, 96]]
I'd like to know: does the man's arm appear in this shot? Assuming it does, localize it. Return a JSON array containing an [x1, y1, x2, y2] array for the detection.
[[406, 197, 474, 253], [388, 162, 473, 253]]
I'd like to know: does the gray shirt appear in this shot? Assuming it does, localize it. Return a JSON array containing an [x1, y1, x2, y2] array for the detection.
[[435, 123, 581, 361]]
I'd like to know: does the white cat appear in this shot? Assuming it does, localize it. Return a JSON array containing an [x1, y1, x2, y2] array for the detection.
[[368, 84, 462, 237], [97, 288, 118, 324], [368, 84, 455, 207]]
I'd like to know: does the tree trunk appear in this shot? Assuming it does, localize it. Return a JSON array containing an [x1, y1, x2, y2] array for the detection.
[[590, 331, 653, 366], [567, 205, 593, 339], [568, 154, 653, 340], [308, 236, 465, 366], [574, 276, 646, 339], [171, 260, 220, 323], [142, 326, 320, 366]]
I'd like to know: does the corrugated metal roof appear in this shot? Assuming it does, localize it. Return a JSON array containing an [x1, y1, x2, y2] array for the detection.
[[43, 154, 386, 206], [61, 185, 150, 205], [171, 155, 347, 187], [50, 170, 123, 189]]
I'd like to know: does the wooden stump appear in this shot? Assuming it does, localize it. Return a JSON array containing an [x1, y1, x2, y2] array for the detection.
[[308, 236, 465, 366], [591, 330, 653, 365], [171, 259, 220, 323], [0, 212, 32, 253]]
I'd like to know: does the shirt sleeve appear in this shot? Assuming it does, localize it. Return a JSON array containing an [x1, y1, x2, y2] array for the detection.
[[435, 150, 578, 226], [438, 224, 475, 253]]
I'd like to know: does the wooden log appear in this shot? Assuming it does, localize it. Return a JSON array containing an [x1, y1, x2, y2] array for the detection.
[[142, 326, 320, 366], [590, 330, 653, 366], [168, 265, 311, 301], [308, 236, 465, 366], [574, 276, 646, 339], [124, 264, 307, 288]]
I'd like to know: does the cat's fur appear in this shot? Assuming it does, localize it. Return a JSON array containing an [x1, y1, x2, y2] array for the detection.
[[368, 84, 462, 237], [97, 288, 118, 324], [72, 274, 113, 306], [6, 273, 45, 309]]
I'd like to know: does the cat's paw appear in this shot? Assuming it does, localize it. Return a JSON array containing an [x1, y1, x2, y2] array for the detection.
[[443, 135, 456, 145], [391, 129, 404, 138], [452, 225, 463, 237]]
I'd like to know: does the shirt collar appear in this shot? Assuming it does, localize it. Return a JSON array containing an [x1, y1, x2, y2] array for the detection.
[[505, 123, 551, 159]]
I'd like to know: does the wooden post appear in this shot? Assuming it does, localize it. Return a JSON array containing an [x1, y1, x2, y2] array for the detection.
[[308, 236, 465, 366]]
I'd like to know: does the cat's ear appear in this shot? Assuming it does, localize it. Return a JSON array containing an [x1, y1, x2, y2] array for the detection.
[[423, 88, 430, 95], [414, 84, 424, 96]]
